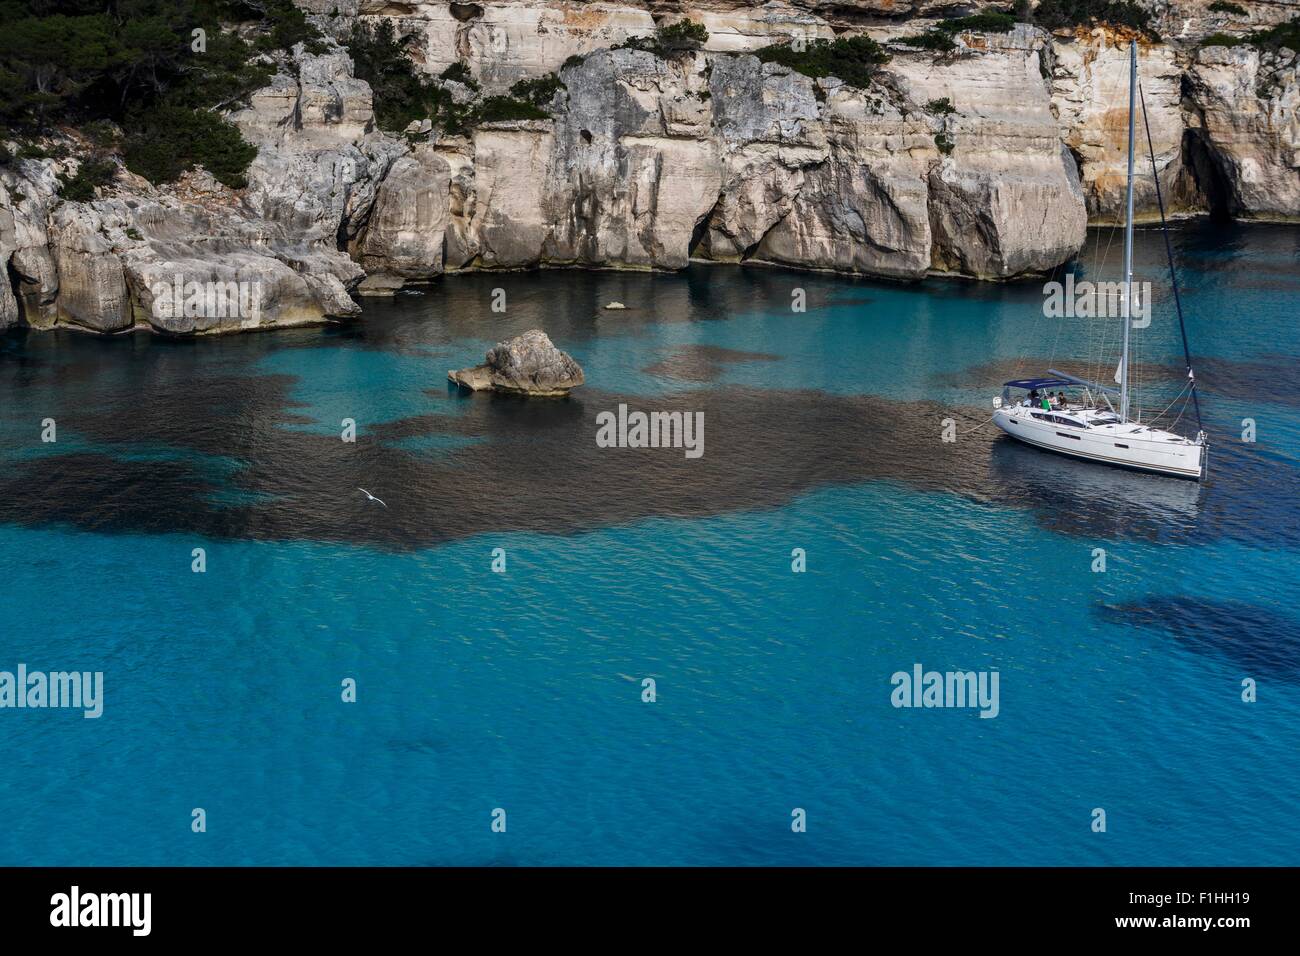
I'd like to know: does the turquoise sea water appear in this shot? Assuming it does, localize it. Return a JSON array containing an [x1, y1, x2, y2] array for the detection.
[[0, 222, 1297, 865]]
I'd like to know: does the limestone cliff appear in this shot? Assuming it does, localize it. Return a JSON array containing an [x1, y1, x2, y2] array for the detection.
[[2, 0, 1297, 335]]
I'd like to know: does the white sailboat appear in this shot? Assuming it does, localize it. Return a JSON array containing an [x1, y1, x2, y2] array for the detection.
[[991, 40, 1208, 481]]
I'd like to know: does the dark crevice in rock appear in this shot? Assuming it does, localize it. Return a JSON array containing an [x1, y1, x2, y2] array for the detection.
[[1180, 129, 1233, 222], [687, 197, 718, 259], [449, 3, 483, 22], [4, 259, 23, 328]]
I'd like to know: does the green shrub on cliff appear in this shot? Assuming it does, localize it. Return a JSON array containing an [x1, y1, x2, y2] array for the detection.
[[1200, 17, 1300, 50], [475, 95, 549, 123], [348, 22, 559, 133], [893, 9, 1017, 55], [124, 104, 258, 188], [754, 35, 891, 89], [509, 74, 566, 109], [1245, 17, 1300, 51], [439, 61, 480, 92], [615, 19, 710, 58], [1200, 32, 1243, 47], [1033, 0, 1157, 38], [57, 157, 117, 201], [1208, 2, 1248, 15], [896, 31, 959, 54], [246, 0, 328, 55], [347, 19, 446, 132], [938, 12, 1017, 33], [655, 20, 710, 53], [0, 0, 334, 192]]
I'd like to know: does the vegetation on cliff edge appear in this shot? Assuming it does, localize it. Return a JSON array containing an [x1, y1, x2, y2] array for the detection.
[[1032, 0, 1158, 39], [348, 21, 563, 134], [1201, 17, 1300, 51], [754, 35, 891, 89], [0, 0, 325, 192]]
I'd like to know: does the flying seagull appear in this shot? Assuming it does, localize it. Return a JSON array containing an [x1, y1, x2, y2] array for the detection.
[[357, 487, 387, 508]]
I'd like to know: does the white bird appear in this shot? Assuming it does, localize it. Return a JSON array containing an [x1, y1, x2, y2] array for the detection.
[[357, 487, 387, 508]]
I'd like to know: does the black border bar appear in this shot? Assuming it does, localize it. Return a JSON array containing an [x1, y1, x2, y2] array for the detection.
[[0, 866, 1283, 940]]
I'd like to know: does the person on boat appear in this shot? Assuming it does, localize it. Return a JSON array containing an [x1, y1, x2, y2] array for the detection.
[[1028, 389, 1039, 408]]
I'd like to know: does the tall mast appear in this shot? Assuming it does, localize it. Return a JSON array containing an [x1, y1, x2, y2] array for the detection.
[[1120, 39, 1136, 423]]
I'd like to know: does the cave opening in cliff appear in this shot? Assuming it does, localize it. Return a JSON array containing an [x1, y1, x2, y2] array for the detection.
[[449, 2, 483, 21], [1181, 130, 1233, 222], [4, 261, 23, 327], [688, 208, 713, 261], [1064, 144, 1085, 191]]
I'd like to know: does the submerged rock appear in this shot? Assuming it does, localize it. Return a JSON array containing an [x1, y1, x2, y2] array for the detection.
[[449, 329, 585, 396]]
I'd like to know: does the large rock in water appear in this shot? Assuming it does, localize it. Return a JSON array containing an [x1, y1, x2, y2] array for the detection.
[[449, 329, 585, 396]]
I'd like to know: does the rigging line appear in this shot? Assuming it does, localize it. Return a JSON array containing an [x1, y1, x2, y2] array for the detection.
[[1090, 222, 1118, 386], [1046, 256, 1066, 370], [1138, 79, 1204, 434], [1145, 378, 1192, 425], [1092, 224, 1120, 391]]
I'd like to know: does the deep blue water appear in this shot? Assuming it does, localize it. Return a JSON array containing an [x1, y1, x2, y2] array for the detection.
[[1, 221, 1297, 865]]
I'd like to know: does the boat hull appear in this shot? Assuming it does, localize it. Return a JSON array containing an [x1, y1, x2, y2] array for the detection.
[[992, 408, 1205, 480]]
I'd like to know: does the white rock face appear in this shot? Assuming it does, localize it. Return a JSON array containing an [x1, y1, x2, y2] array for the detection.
[[0, 200, 19, 330], [435, 49, 723, 271], [888, 26, 1088, 276], [5, 3, 1298, 335], [231, 47, 403, 247], [0, 158, 61, 329], [363, 1, 655, 91], [695, 4, 835, 54], [0, 45, 380, 335], [1050, 33, 1191, 220], [423, 36, 1087, 281], [459, 123, 558, 267], [754, 84, 936, 279], [702, 55, 826, 261], [47, 204, 133, 333], [547, 50, 722, 269], [1151, 0, 1300, 44], [355, 146, 452, 278], [1186, 43, 1300, 220]]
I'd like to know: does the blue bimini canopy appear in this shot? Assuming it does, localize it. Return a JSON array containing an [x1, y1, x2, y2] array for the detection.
[[1002, 377, 1075, 390]]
